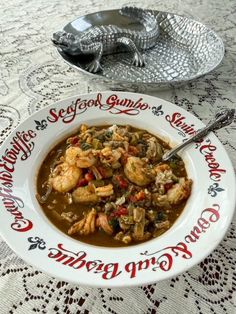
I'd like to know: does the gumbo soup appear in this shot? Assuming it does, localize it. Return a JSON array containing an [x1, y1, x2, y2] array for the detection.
[[37, 124, 192, 247]]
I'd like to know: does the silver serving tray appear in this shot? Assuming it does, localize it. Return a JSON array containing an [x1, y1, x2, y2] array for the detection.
[[56, 9, 224, 91]]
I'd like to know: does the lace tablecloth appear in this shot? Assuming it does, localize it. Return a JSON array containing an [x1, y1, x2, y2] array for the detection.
[[0, 0, 235, 313]]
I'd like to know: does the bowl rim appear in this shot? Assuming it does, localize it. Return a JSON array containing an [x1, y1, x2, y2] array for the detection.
[[0, 91, 235, 287]]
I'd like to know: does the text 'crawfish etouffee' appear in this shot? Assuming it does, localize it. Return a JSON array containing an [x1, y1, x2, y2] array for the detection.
[[37, 124, 192, 247]]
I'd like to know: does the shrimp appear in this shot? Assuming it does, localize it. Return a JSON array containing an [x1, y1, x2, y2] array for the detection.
[[152, 178, 192, 207], [65, 146, 97, 168], [65, 146, 81, 166], [68, 217, 86, 235], [124, 157, 154, 186], [82, 208, 96, 235], [95, 184, 114, 197], [72, 185, 99, 203], [77, 150, 97, 168], [50, 162, 82, 193], [167, 178, 192, 205]]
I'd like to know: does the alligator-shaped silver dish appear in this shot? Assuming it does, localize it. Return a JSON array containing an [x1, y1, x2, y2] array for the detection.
[[52, 6, 159, 73]]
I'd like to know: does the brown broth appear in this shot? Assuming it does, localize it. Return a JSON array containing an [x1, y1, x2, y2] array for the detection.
[[37, 125, 189, 247]]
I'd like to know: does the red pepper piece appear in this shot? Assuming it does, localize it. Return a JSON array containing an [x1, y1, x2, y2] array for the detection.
[[85, 172, 94, 182], [115, 175, 128, 189], [70, 136, 79, 145], [128, 145, 139, 156], [129, 191, 145, 202], [164, 182, 174, 192], [111, 206, 128, 217], [135, 190, 146, 201], [120, 153, 129, 165], [77, 178, 88, 187], [129, 195, 136, 203], [116, 206, 128, 216], [97, 166, 106, 178]]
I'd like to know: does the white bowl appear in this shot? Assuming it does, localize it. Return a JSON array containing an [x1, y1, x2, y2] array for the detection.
[[0, 91, 235, 287]]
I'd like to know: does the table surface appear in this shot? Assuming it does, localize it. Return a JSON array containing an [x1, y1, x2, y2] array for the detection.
[[0, 0, 236, 313]]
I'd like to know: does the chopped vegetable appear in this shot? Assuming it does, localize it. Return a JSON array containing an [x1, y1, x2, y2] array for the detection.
[[156, 211, 167, 222], [105, 130, 113, 139], [134, 190, 146, 201], [114, 175, 129, 189], [85, 172, 94, 182], [109, 206, 128, 218], [80, 142, 92, 150], [67, 136, 79, 145], [92, 138, 102, 149], [90, 179, 105, 187], [109, 218, 119, 232], [77, 178, 88, 187], [164, 182, 174, 192], [128, 145, 139, 156], [98, 166, 113, 178]]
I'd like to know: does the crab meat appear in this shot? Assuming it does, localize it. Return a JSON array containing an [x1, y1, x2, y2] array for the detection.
[[68, 208, 97, 235], [97, 213, 113, 234]]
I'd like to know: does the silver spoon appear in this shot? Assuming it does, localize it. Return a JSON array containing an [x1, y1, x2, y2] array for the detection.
[[162, 108, 235, 161]]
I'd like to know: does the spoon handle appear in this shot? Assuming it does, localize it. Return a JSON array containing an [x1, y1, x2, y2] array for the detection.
[[162, 108, 235, 161]]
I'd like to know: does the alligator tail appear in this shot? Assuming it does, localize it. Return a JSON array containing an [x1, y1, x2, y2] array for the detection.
[[120, 6, 159, 46]]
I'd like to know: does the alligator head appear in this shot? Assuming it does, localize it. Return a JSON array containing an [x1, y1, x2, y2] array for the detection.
[[52, 31, 82, 55]]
